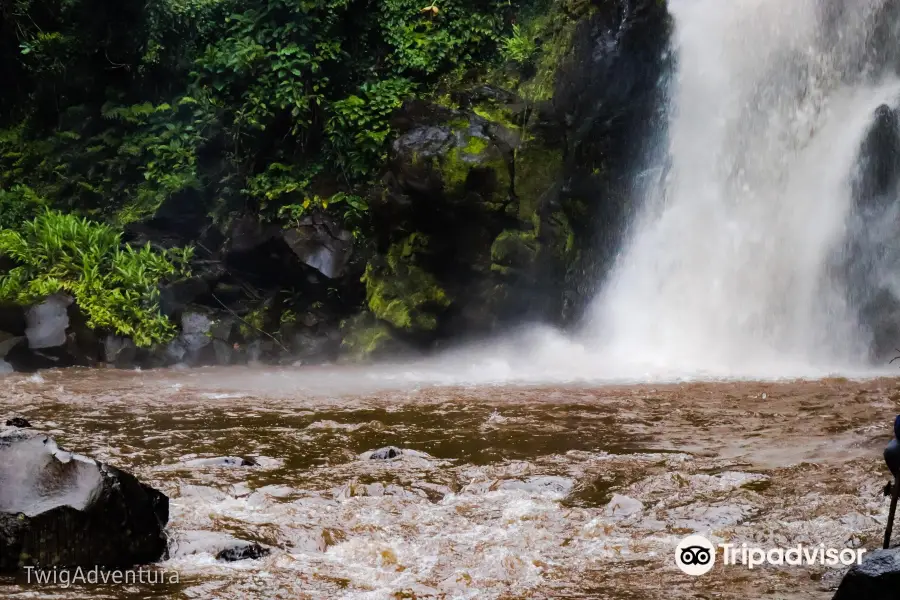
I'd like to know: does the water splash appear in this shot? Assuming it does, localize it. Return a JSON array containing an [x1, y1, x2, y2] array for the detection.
[[584, 0, 900, 376]]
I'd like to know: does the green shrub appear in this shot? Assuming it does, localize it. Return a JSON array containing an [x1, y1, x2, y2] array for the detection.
[[0, 211, 192, 346], [501, 24, 538, 65], [0, 185, 46, 231]]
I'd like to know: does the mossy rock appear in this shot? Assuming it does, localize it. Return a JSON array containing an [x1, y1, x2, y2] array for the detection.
[[339, 313, 397, 360], [514, 143, 563, 217], [390, 106, 515, 212], [490, 229, 539, 275], [362, 234, 451, 333]]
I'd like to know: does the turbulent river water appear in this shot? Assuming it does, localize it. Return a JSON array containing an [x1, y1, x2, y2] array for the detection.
[[1, 368, 899, 599]]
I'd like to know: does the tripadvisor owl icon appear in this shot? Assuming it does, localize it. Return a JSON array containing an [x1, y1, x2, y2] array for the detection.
[[676, 535, 716, 576]]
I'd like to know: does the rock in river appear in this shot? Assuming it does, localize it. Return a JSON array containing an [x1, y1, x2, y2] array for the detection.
[[0, 428, 168, 572], [832, 547, 900, 600]]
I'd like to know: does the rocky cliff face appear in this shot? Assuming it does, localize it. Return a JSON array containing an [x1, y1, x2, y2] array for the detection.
[[0, 0, 673, 371]]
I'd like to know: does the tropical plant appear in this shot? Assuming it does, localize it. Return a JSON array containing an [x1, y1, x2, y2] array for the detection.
[[0, 211, 192, 346]]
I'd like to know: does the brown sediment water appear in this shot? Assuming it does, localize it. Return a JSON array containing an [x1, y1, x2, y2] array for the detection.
[[0, 367, 897, 599]]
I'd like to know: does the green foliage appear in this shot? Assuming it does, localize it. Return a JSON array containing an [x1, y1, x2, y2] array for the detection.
[[0, 0, 549, 348], [326, 78, 416, 177], [0, 185, 46, 230], [278, 192, 369, 235], [0, 211, 192, 346], [379, 0, 510, 75], [501, 25, 538, 64], [362, 234, 451, 331], [340, 312, 395, 359]]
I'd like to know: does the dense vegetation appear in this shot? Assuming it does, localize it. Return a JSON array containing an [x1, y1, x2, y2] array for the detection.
[[0, 0, 670, 363]]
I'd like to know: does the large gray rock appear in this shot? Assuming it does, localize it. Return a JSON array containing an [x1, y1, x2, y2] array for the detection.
[[180, 312, 212, 354], [282, 213, 353, 279], [103, 335, 136, 367], [833, 547, 900, 600], [25, 294, 72, 349], [0, 428, 168, 572]]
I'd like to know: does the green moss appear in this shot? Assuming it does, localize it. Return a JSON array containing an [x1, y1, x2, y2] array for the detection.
[[491, 229, 539, 272], [542, 210, 577, 263], [473, 104, 520, 132], [437, 133, 510, 206], [462, 135, 490, 155], [447, 116, 471, 130], [362, 234, 451, 332], [340, 313, 395, 359], [514, 144, 563, 217]]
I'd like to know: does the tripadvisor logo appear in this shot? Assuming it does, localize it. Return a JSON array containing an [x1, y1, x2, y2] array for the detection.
[[675, 535, 716, 576], [674, 535, 867, 576]]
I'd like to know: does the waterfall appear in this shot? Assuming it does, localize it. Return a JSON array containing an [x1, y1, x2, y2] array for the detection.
[[582, 0, 900, 376]]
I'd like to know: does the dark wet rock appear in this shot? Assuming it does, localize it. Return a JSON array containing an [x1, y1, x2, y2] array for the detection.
[[841, 102, 900, 360], [5, 417, 30, 428], [4, 338, 65, 372], [369, 446, 403, 460], [832, 547, 900, 600], [103, 335, 137, 367], [159, 277, 210, 317], [167, 530, 270, 561], [282, 213, 353, 279], [0, 429, 168, 572], [216, 542, 270, 562], [227, 214, 280, 254], [25, 294, 73, 349], [287, 328, 340, 364], [0, 333, 23, 359]]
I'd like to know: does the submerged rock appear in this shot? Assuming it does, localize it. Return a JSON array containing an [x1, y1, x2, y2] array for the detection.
[[832, 547, 900, 600], [181, 456, 257, 467], [368, 446, 403, 460], [0, 429, 168, 572], [216, 542, 271, 562], [5, 417, 30, 428], [167, 530, 271, 562]]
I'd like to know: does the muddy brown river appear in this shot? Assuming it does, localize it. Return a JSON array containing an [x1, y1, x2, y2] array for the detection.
[[1, 367, 898, 599]]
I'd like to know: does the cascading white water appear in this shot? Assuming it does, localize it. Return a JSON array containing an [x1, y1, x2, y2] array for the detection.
[[582, 0, 900, 376]]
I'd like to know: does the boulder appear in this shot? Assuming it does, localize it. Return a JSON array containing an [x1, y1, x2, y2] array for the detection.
[[25, 294, 72, 349], [0, 429, 168, 572], [180, 456, 257, 468], [282, 213, 353, 279], [833, 547, 900, 600], [227, 214, 280, 254], [103, 335, 137, 367], [181, 312, 212, 354], [368, 446, 403, 460], [216, 542, 270, 562]]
